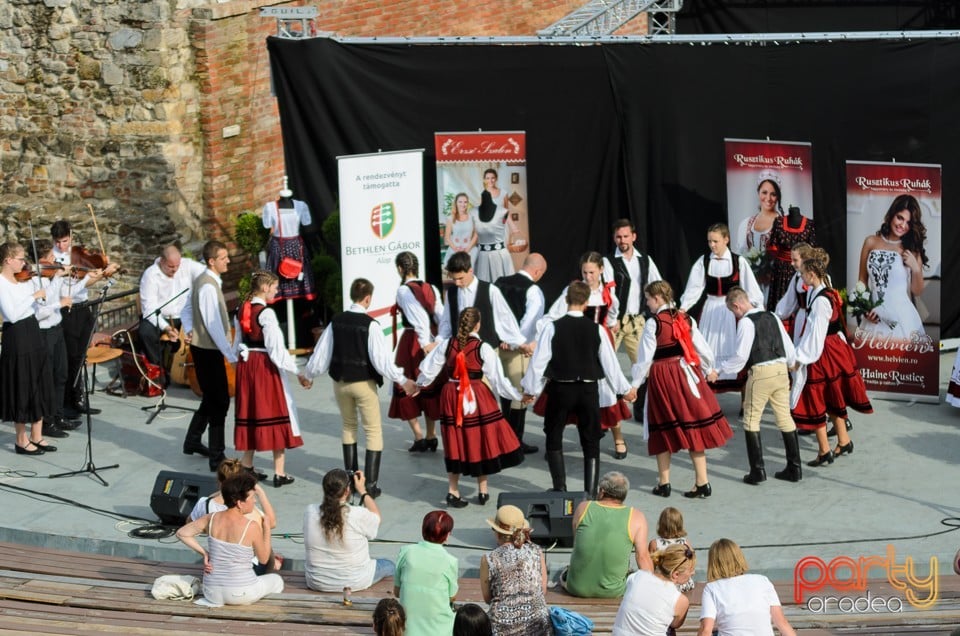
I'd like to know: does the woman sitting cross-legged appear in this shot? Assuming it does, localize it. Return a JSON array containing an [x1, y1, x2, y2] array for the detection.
[[303, 468, 395, 592], [176, 472, 284, 606]]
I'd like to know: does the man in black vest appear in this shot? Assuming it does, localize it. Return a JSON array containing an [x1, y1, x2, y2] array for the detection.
[[603, 219, 663, 422], [709, 287, 802, 484], [494, 253, 547, 454], [439, 251, 529, 353], [300, 278, 416, 498], [522, 282, 637, 499]]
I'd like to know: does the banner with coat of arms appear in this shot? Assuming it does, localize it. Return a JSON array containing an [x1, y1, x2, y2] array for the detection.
[[337, 149, 425, 339]]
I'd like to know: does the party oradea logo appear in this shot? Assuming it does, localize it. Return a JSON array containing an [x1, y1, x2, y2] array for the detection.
[[794, 545, 938, 613], [371, 203, 395, 239]]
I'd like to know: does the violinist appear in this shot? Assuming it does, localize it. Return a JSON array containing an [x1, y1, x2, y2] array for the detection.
[[32, 239, 82, 439], [51, 220, 120, 418], [139, 245, 205, 375], [0, 241, 56, 457], [180, 240, 238, 472]]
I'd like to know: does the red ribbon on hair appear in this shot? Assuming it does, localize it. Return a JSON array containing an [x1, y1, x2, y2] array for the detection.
[[454, 349, 475, 427], [239, 301, 253, 334], [672, 310, 701, 368]]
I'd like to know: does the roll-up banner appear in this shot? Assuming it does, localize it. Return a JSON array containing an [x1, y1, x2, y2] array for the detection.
[[337, 149, 425, 340], [845, 161, 941, 403], [434, 131, 530, 281]]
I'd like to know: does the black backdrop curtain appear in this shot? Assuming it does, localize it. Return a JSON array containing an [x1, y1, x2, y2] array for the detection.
[[267, 37, 960, 337]]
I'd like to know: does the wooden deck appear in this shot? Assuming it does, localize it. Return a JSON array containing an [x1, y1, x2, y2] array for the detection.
[[0, 541, 957, 635]]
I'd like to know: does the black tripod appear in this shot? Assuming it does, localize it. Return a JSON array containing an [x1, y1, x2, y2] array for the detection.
[[138, 288, 195, 424], [51, 283, 119, 486]]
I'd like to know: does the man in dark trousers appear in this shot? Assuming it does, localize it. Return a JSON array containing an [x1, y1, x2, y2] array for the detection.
[[709, 286, 802, 483], [494, 252, 547, 454], [180, 240, 237, 472], [299, 278, 416, 498], [439, 251, 530, 354], [603, 218, 663, 422], [522, 281, 636, 498]]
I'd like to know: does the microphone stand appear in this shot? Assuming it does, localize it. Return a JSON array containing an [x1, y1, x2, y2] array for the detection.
[[140, 288, 195, 424], [50, 281, 119, 486]]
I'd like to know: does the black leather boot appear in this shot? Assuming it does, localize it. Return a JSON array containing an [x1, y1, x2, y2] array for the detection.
[[583, 456, 600, 499], [545, 450, 566, 491], [207, 418, 226, 472], [183, 414, 210, 457], [743, 430, 766, 484], [364, 449, 382, 498], [511, 409, 538, 454], [342, 443, 358, 472], [774, 430, 803, 482]]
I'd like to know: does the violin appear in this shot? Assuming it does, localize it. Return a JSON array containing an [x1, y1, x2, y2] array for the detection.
[[13, 262, 67, 282], [70, 245, 124, 278]]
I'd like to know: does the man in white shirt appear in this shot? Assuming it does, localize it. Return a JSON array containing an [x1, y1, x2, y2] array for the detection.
[[300, 278, 416, 499], [180, 240, 238, 471], [51, 219, 119, 417], [709, 287, 802, 484], [139, 244, 206, 377], [493, 253, 547, 453]]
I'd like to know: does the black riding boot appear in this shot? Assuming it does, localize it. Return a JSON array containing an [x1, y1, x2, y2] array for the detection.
[[546, 450, 566, 491], [364, 449, 382, 498], [583, 456, 600, 499], [183, 413, 210, 456], [743, 430, 767, 484], [207, 418, 226, 472], [774, 430, 803, 482], [342, 443, 358, 472], [511, 409, 538, 453]]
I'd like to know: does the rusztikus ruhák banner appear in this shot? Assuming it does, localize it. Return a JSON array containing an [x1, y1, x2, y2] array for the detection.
[[845, 161, 941, 402], [337, 149, 425, 341]]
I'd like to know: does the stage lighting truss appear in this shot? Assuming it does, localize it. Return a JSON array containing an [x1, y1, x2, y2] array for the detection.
[[538, 0, 684, 37]]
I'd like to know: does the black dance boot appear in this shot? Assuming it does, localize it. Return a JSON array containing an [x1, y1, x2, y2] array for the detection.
[[511, 409, 538, 454], [364, 449, 382, 498], [742, 430, 767, 485], [774, 430, 803, 482], [545, 450, 567, 492], [583, 456, 600, 500], [183, 414, 210, 457], [342, 443, 358, 473], [207, 418, 226, 472]]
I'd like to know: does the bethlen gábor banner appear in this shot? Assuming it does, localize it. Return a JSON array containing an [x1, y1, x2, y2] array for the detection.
[[337, 149, 425, 340], [724, 139, 815, 310], [845, 161, 941, 402], [434, 131, 530, 281]]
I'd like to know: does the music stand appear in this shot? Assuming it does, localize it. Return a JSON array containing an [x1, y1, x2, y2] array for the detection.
[[51, 283, 119, 486], [139, 287, 195, 424]]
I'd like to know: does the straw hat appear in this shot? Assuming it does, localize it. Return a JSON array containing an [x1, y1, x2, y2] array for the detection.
[[485, 505, 530, 535]]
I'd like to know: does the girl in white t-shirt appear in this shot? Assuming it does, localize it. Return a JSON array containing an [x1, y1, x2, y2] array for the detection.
[[613, 543, 694, 636], [698, 539, 796, 636], [648, 506, 695, 593]]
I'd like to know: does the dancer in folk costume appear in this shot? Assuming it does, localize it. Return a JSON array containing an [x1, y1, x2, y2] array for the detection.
[[632, 281, 733, 499], [537, 251, 632, 459], [789, 250, 872, 467], [388, 251, 443, 452], [233, 271, 302, 488], [417, 307, 525, 508], [680, 223, 762, 397]]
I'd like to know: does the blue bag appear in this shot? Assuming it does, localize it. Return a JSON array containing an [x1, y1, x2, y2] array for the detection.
[[549, 605, 594, 635]]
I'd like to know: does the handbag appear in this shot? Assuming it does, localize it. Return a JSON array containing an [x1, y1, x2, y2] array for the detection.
[[274, 200, 303, 279], [549, 605, 594, 636]]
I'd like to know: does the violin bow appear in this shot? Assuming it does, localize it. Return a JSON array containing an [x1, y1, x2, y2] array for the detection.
[[86, 203, 108, 258], [18, 210, 43, 288]]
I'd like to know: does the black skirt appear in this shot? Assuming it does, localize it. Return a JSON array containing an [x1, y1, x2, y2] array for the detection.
[[1, 317, 54, 423]]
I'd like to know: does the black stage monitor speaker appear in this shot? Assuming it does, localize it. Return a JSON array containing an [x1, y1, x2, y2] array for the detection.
[[150, 470, 218, 526], [496, 491, 585, 547]]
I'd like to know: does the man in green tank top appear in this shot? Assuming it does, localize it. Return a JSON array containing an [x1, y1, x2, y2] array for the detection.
[[560, 471, 653, 598]]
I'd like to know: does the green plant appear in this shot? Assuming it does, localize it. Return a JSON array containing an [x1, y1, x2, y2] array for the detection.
[[311, 210, 342, 323], [234, 212, 269, 256]]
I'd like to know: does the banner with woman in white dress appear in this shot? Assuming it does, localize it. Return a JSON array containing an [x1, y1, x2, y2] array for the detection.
[[434, 132, 530, 281], [845, 161, 941, 402]]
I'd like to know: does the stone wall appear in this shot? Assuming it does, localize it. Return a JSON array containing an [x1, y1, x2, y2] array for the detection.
[[0, 0, 646, 282]]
